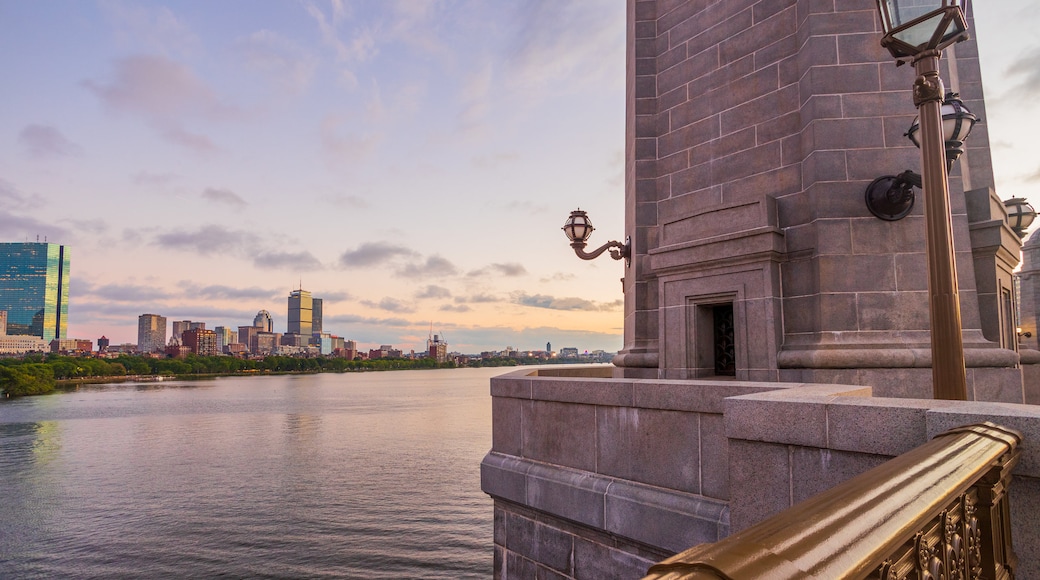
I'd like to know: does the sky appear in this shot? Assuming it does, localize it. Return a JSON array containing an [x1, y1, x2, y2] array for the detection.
[[1, 2, 1038, 355]]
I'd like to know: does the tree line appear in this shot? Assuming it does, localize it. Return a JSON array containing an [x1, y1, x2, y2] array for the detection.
[[0, 354, 536, 397]]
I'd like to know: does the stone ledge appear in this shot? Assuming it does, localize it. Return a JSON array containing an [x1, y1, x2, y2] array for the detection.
[[481, 452, 730, 554]]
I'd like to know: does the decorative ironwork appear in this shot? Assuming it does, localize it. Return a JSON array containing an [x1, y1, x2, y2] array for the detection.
[[712, 304, 735, 376]]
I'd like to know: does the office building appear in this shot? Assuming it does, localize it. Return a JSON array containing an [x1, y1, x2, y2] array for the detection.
[[0, 242, 70, 342], [213, 326, 235, 353], [287, 289, 312, 336], [238, 326, 258, 352], [138, 314, 167, 353], [253, 310, 273, 332], [0, 310, 6, 335], [312, 299, 322, 334], [182, 327, 218, 356]]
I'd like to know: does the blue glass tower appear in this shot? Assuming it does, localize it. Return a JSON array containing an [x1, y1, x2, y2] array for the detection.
[[0, 243, 70, 342]]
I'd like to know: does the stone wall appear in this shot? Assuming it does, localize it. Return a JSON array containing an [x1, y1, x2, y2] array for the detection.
[[482, 368, 1040, 579]]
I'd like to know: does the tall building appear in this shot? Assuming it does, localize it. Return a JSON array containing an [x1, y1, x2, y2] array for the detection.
[[312, 298, 322, 334], [253, 310, 273, 332], [287, 289, 312, 336], [213, 326, 236, 353], [0, 310, 6, 335], [137, 314, 167, 353], [170, 320, 192, 344], [182, 327, 218, 356], [427, 334, 447, 363], [238, 326, 259, 353], [0, 242, 70, 342]]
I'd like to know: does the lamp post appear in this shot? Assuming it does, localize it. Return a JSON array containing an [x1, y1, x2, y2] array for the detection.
[[562, 209, 630, 266], [875, 0, 970, 400]]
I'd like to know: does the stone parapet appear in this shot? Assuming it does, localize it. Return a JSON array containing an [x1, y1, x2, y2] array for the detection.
[[484, 367, 1040, 579]]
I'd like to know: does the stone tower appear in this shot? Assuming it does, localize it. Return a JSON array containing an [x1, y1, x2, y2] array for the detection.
[[613, 0, 1025, 400]]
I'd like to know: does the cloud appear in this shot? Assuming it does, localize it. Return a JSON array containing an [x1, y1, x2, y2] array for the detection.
[[301, 0, 378, 63], [0, 180, 43, 210], [1006, 45, 1040, 96], [19, 124, 82, 159], [439, 304, 471, 312], [154, 224, 260, 255], [81, 54, 236, 150], [319, 291, 353, 301], [361, 297, 414, 313], [339, 241, 417, 267], [202, 187, 247, 207], [467, 262, 528, 277], [86, 282, 174, 302], [1026, 164, 1040, 183], [253, 251, 323, 270], [396, 255, 458, 278], [99, 2, 199, 57], [416, 285, 452, 299], [540, 272, 577, 283], [455, 293, 501, 304], [191, 284, 279, 300], [503, 1, 624, 98], [234, 29, 317, 95], [0, 210, 71, 241], [513, 292, 623, 312]]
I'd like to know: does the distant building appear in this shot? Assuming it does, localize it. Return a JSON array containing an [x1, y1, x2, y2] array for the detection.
[[559, 347, 579, 358], [238, 326, 258, 352], [0, 334, 47, 355], [254, 331, 280, 354], [312, 298, 323, 334], [138, 314, 167, 353], [0, 310, 7, 335], [170, 321, 192, 343], [50, 339, 92, 354], [253, 310, 273, 333], [182, 328, 218, 356], [0, 242, 70, 342], [427, 334, 448, 363], [97, 335, 109, 352], [213, 326, 235, 353], [287, 289, 312, 336]]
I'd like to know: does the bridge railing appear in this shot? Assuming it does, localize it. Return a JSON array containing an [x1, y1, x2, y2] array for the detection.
[[642, 422, 1020, 580]]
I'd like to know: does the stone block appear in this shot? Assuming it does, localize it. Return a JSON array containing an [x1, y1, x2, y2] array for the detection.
[[790, 446, 890, 504], [1010, 476, 1040, 580], [597, 407, 701, 493], [531, 378, 635, 407], [522, 400, 597, 471], [781, 294, 817, 334], [680, 7, 754, 58], [657, 47, 720, 97], [504, 551, 569, 580], [857, 291, 930, 331], [700, 412, 730, 499], [815, 218, 853, 255], [802, 63, 880, 96], [482, 452, 529, 505], [710, 142, 781, 184], [604, 480, 728, 553], [719, 5, 796, 65], [818, 292, 858, 331], [526, 462, 610, 529], [505, 512, 574, 575], [491, 373, 533, 399], [801, 149, 848, 184], [824, 397, 934, 455], [894, 250, 928, 292], [811, 117, 886, 150], [493, 397, 522, 454], [725, 393, 828, 447], [659, 115, 718, 158], [753, 33, 798, 71], [573, 538, 656, 580], [728, 439, 791, 532]]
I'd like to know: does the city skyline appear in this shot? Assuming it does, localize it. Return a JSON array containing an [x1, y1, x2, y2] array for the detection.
[[2, 2, 1038, 353]]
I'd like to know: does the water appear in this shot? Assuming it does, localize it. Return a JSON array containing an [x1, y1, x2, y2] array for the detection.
[[0, 367, 503, 578]]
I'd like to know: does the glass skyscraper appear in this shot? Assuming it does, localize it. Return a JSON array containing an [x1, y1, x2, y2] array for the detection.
[[0, 242, 70, 342]]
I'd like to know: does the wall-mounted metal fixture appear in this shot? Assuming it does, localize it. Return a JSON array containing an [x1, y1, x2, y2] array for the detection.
[[1004, 197, 1037, 238], [562, 209, 630, 266], [865, 92, 977, 222], [1018, 327, 1032, 339], [874, 0, 971, 401]]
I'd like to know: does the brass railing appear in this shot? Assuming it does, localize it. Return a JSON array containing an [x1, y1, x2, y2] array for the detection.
[[643, 422, 1020, 580]]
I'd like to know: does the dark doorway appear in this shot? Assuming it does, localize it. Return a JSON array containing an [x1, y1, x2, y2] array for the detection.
[[712, 304, 735, 376]]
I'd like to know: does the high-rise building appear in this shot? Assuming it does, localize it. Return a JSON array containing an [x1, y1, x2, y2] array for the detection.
[[182, 327, 218, 356], [287, 289, 312, 336], [0, 310, 7, 335], [137, 314, 167, 353], [0, 242, 70, 342], [312, 299, 322, 334], [253, 310, 273, 332], [238, 325, 258, 352], [170, 320, 192, 344], [213, 326, 235, 352]]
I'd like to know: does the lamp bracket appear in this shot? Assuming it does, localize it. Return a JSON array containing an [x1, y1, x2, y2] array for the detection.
[[571, 237, 631, 267]]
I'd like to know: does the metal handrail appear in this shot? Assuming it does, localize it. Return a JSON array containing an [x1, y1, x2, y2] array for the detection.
[[643, 422, 1021, 579]]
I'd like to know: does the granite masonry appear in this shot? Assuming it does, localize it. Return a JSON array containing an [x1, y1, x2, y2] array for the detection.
[[482, 1, 1039, 578]]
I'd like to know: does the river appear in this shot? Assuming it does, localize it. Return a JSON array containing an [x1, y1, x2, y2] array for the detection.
[[0, 367, 505, 578]]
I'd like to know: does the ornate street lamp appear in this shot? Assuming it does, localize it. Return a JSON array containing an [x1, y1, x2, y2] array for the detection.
[[1004, 198, 1038, 238], [874, 0, 970, 400], [562, 209, 630, 266], [865, 92, 978, 221]]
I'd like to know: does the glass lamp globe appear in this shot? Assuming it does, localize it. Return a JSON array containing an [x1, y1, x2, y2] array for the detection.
[[563, 210, 594, 244], [876, 0, 968, 59], [906, 92, 978, 148]]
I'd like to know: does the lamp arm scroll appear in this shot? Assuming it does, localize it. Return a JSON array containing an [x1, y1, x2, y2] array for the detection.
[[571, 237, 631, 265]]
